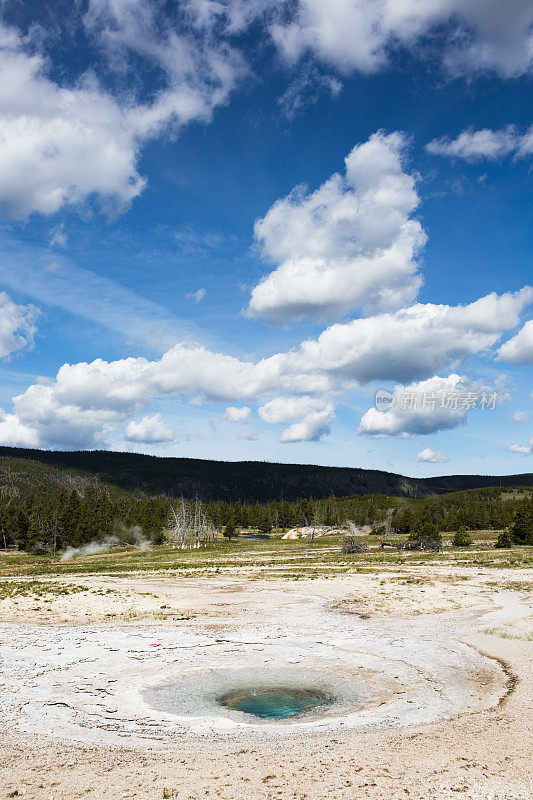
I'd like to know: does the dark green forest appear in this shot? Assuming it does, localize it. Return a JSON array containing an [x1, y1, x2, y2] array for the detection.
[[0, 452, 531, 552], [1, 446, 532, 501]]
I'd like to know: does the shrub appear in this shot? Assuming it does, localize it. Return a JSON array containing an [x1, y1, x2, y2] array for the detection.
[[223, 521, 238, 540], [151, 530, 166, 546], [342, 536, 368, 554], [407, 535, 441, 551], [31, 542, 51, 555], [494, 530, 513, 549], [452, 526, 472, 547], [408, 522, 442, 550]]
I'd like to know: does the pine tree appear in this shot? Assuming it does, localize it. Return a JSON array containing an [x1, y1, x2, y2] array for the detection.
[[223, 520, 237, 540], [452, 526, 472, 547], [510, 501, 533, 545], [494, 530, 513, 548]]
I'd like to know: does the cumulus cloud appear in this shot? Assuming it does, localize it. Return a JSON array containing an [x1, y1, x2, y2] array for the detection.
[[259, 395, 334, 442], [285, 288, 533, 385], [0, 12, 244, 219], [224, 405, 251, 422], [359, 374, 501, 437], [279, 404, 334, 443], [417, 447, 449, 463], [248, 131, 425, 322], [497, 320, 533, 363], [426, 124, 533, 162], [4, 2, 533, 220], [0, 292, 39, 359], [510, 437, 533, 455], [270, 0, 533, 78], [513, 411, 528, 424], [426, 126, 519, 161], [258, 395, 330, 424], [0, 408, 38, 447], [0, 23, 145, 218], [0, 288, 528, 448], [84, 0, 245, 141], [87, 0, 533, 84], [124, 413, 173, 443]]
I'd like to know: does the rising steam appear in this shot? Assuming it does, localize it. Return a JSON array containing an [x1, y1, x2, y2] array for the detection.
[[60, 525, 150, 561]]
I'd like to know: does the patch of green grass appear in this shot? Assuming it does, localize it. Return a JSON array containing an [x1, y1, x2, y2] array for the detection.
[[0, 536, 530, 580], [0, 579, 88, 600], [483, 627, 533, 641], [485, 580, 533, 592]]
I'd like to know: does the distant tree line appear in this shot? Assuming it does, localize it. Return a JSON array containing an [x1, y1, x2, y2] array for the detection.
[[2, 446, 532, 502], [495, 496, 533, 547], [0, 487, 167, 553], [0, 483, 531, 553], [207, 487, 521, 534]]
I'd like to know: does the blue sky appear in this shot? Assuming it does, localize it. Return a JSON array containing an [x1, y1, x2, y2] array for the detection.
[[0, 0, 532, 475]]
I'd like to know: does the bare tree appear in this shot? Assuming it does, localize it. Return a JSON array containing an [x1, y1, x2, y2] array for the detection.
[[168, 498, 216, 549]]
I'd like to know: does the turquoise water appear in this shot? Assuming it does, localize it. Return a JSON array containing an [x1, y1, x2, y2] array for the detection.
[[217, 687, 334, 719]]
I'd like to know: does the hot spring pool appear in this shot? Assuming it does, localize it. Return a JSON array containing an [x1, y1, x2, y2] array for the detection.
[[142, 666, 373, 729], [217, 687, 334, 719]]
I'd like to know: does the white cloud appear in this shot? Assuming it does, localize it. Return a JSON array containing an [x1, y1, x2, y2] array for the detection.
[[259, 395, 334, 442], [11, 380, 125, 449], [270, 1, 533, 78], [285, 288, 533, 386], [84, 0, 245, 141], [417, 447, 449, 463], [49, 224, 68, 248], [510, 437, 533, 455], [187, 288, 207, 302], [278, 67, 342, 120], [426, 126, 518, 161], [85, 0, 533, 84], [0, 23, 145, 218], [279, 404, 334, 443], [3, 3, 533, 221], [3, 2, 533, 222], [0, 12, 244, 219], [443, 289, 532, 332], [359, 374, 500, 437], [513, 411, 528, 424], [498, 320, 533, 364], [124, 413, 173, 443], [248, 131, 425, 322], [258, 395, 330, 424], [238, 430, 259, 441], [224, 405, 251, 422], [184, 0, 274, 34], [426, 123, 533, 162], [0, 292, 39, 359], [0, 288, 528, 448], [0, 408, 38, 447]]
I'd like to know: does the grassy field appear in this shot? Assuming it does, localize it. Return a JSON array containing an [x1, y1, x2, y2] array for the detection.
[[0, 531, 532, 580]]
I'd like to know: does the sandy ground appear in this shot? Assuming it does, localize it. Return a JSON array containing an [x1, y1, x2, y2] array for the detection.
[[0, 564, 531, 800]]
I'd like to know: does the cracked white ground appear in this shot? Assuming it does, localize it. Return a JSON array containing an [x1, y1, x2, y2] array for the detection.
[[0, 568, 531, 799]]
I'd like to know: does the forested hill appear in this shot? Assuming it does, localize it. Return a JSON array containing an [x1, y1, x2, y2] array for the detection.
[[0, 446, 532, 502]]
